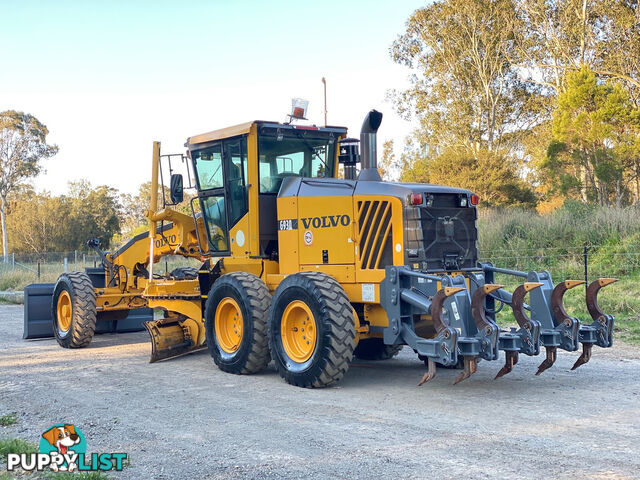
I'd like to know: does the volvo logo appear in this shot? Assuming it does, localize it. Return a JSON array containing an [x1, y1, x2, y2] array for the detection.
[[301, 215, 351, 229], [278, 215, 351, 231], [154, 235, 177, 248]]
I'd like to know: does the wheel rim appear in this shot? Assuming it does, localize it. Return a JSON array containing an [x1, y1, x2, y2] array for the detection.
[[281, 300, 317, 363], [214, 297, 243, 353], [56, 290, 72, 333]]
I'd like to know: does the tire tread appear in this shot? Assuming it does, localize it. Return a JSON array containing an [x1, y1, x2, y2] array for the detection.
[[205, 272, 271, 374], [53, 272, 97, 348], [269, 271, 355, 388]]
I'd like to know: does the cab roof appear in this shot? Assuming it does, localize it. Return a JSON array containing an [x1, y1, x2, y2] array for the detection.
[[186, 121, 348, 147]]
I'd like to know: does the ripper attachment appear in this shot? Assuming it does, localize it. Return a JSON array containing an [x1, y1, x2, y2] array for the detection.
[[381, 264, 618, 387], [495, 282, 543, 379], [418, 286, 463, 385], [571, 278, 618, 370], [585, 278, 617, 348], [454, 283, 503, 384], [535, 280, 583, 375]]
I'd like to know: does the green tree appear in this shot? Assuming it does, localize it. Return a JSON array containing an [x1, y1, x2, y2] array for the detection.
[[378, 140, 398, 181], [402, 147, 537, 207], [515, 0, 640, 97], [391, 0, 543, 156], [7, 182, 122, 254], [6, 191, 71, 255], [391, 0, 539, 205], [542, 66, 640, 206], [117, 181, 175, 242], [0, 111, 57, 260], [64, 180, 121, 249]]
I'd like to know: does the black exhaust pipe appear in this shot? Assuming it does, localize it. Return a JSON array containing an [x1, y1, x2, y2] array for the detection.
[[358, 109, 383, 182]]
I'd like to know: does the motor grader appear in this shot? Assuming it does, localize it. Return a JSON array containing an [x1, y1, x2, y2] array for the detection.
[[36, 110, 617, 387]]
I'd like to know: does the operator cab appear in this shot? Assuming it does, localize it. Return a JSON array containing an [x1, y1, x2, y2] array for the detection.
[[185, 121, 346, 257]]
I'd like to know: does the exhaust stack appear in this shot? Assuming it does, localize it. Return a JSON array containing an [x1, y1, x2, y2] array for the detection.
[[358, 109, 383, 182]]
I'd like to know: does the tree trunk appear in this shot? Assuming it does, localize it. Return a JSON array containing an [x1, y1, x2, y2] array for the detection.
[[1, 195, 7, 263], [635, 166, 640, 205], [615, 178, 623, 208], [579, 0, 588, 65]]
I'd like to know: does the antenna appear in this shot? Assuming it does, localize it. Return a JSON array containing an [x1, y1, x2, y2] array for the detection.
[[322, 77, 327, 126]]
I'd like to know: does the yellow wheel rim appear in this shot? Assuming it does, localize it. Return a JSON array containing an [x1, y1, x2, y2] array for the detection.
[[281, 300, 317, 363], [56, 291, 72, 333], [215, 297, 243, 353]]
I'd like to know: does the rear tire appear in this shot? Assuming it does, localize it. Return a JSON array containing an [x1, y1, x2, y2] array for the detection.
[[268, 272, 355, 388], [354, 338, 403, 360], [204, 272, 271, 374], [52, 272, 97, 348]]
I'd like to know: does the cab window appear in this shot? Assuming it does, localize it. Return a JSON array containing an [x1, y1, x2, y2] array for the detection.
[[258, 130, 335, 194], [192, 145, 223, 190], [224, 137, 248, 226], [201, 194, 227, 251]]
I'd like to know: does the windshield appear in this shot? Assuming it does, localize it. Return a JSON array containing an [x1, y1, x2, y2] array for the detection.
[[258, 129, 337, 193]]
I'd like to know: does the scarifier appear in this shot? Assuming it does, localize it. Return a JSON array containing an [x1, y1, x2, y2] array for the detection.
[[26, 109, 618, 387]]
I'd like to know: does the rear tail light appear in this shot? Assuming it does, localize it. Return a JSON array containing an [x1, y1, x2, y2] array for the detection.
[[470, 194, 479, 205], [408, 193, 423, 205]]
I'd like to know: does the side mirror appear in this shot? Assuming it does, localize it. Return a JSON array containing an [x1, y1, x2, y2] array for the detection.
[[170, 174, 184, 204]]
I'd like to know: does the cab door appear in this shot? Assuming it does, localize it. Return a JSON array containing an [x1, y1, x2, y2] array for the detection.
[[191, 143, 230, 253]]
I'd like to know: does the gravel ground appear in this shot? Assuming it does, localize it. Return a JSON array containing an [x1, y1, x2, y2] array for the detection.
[[1, 304, 640, 479]]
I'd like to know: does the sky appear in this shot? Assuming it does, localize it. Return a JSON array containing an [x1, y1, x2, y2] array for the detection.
[[1, 0, 422, 195]]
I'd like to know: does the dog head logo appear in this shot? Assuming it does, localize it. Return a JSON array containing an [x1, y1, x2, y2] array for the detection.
[[42, 424, 80, 455], [7, 423, 126, 473], [39, 424, 87, 472]]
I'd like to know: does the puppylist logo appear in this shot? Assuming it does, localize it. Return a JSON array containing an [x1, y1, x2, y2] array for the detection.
[[6, 423, 127, 473]]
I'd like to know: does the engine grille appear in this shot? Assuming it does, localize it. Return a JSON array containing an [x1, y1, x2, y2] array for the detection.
[[355, 200, 394, 270]]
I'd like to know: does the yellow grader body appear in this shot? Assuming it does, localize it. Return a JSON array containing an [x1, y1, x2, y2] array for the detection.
[[43, 111, 618, 387]]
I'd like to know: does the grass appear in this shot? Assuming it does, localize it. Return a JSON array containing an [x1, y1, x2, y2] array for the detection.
[[0, 271, 56, 292], [0, 298, 21, 306], [478, 201, 640, 254], [0, 472, 110, 480], [0, 415, 17, 427], [44, 472, 110, 479], [0, 438, 38, 459]]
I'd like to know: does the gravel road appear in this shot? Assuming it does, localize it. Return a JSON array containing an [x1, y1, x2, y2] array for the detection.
[[1, 304, 639, 479]]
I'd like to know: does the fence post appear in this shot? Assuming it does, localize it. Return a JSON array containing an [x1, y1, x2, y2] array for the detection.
[[75, 250, 78, 267], [83, 253, 86, 266], [64, 257, 68, 272], [11, 253, 14, 271], [38, 261, 41, 280], [165, 260, 168, 274], [583, 245, 588, 292]]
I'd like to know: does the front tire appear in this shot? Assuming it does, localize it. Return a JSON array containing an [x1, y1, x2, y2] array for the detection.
[[268, 272, 355, 388], [204, 272, 271, 374], [52, 272, 97, 348]]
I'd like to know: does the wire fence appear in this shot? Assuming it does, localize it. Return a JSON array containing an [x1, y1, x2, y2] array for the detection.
[[0, 251, 200, 290], [0, 244, 637, 292], [479, 244, 640, 283]]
